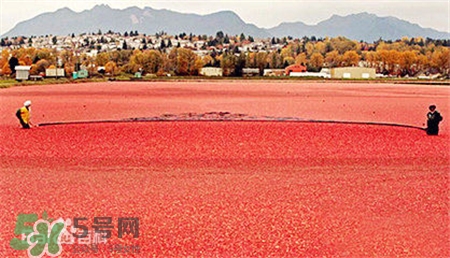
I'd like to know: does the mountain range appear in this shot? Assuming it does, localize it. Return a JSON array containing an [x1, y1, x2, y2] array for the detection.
[[3, 4, 449, 42]]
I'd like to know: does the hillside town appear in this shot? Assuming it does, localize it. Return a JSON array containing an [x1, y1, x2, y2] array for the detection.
[[1, 31, 449, 80]]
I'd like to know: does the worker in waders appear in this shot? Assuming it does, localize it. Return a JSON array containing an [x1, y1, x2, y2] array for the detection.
[[16, 100, 36, 129], [426, 105, 443, 135]]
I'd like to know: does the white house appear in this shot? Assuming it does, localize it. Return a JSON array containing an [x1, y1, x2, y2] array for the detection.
[[200, 67, 223, 77], [15, 66, 31, 80]]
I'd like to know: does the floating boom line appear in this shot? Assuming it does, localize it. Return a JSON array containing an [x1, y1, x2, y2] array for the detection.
[[38, 112, 426, 131]]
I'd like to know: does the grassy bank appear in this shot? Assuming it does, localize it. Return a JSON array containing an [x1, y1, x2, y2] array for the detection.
[[0, 77, 108, 88], [1, 76, 449, 89]]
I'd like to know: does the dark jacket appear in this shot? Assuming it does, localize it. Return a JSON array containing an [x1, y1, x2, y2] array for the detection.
[[426, 111, 443, 135]]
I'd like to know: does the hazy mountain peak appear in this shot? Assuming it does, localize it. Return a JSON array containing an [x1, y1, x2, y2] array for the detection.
[[56, 7, 74, 12], [327, 12, 376, 21], [206, 10, 243, 21], [92, 4, 111, 10], [275, 20, 308, 27], [213, 10, 239, 16]]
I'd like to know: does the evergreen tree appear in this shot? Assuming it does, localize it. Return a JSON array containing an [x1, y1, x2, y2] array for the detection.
[[9, 56, 19, 74], [160, 40, 166, 49], [239, 33, 246, 42], [271, 37, 276, 45], [216, 31, 224, 39]]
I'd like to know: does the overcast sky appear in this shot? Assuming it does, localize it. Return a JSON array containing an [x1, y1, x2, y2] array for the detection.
[[1, 0, 449, 35]]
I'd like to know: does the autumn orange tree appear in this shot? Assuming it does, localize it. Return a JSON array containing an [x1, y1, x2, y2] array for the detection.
[[220, 52, 238, 76], [430, 46, 450, 74], [330, 37, 358, 54], [295, 53, 307, 66], [95, 52, 110, 67], [109, 50, 133, 67], [201, 55, 215, 67], [398, 50, 419, 76], [105, 61, 119, 75], [0, 49, 10, 74], [167, 47, 201, 76], [34, 59, 50, 74], [144, 50, 164, 74], [35, 48, 55, 65], [60, 50, 75, 76], [266, 52, 283, 69], [362, 51, 379, 70], [1, 62, 12, 75], [14, 47, 36, 65], [123, 49, 165, 74], [324, 50, 340, 68], [79, 53, 97, 76], [309, 53, 324, 72], [376, 49, 400, 75], [341, 50, 360, 67], [280, 45, 296, 66]]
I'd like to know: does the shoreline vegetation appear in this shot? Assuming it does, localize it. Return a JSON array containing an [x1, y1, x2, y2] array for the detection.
[[1, 76, 449, 89], [2, 35, 449, 83]]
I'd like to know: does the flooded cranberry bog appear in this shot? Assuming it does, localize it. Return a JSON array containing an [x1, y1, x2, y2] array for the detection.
[[1, 81, 449, 257]]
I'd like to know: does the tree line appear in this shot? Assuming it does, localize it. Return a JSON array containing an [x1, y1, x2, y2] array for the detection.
[[1, 33, 449, 78]]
